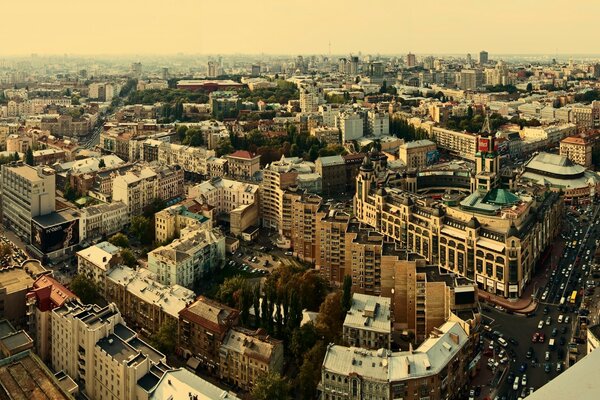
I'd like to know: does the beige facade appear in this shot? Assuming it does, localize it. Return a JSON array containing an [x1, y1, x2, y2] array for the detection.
[[430, 126, 477, 160], [154, 200, 212, 243], [290, 192, 322, 262], [399, 140, 437, 169], [316, 207, 351, 286], [158, 142, 216, 176], [79, 201, 128, 241], [560, 136, 593, 167], [0, 163, 56, 240], [343, 294, 392, 350], [225, 150, 261, 181], [0, 261, 48, 327], [76, 241, 121, 291], [310, 127, 340, 145], [219, 328, 284, 391]]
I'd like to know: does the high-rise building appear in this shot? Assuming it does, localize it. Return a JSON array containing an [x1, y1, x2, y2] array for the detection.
[[207, 61, 218, 78], [459, 69, 483, 90], [251, 64, 260, 76], [479, 50, 489, 64], [161, 67, 169, 80], [0, 163, 56, 240], [299, 81, 323, 113], [131, 62, 142, 78], [406, 52, 416, 68]]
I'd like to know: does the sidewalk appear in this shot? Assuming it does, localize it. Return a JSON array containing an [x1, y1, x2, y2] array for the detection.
[[480, 236, 566, 313]]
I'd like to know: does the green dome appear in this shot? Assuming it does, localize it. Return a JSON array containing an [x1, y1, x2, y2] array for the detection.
[[482, 188, 520, 205]]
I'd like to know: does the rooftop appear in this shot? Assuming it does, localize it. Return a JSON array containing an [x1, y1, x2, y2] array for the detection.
[[180, 296, 239, 335], [148, 368, 240, 400], [227, 150, 259, 160], [76, 241, 120, 271], [400, 139, 436, 149], [344, 294, 391, 334], [221, 328, 282, 364]]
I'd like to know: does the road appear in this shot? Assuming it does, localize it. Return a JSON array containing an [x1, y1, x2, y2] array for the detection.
[[478, 202, 600, 400]]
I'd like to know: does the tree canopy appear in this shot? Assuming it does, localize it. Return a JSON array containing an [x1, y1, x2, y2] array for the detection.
[[69, 275, 102, 305]]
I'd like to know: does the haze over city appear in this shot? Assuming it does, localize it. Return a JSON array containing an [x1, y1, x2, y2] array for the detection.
[[3, 0, 600, 55]]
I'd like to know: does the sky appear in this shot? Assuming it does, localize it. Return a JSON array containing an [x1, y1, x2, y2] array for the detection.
[[1, 0, 598, 56]]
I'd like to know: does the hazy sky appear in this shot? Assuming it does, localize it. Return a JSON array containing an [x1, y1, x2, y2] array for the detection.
[[2, 0, 598, 56]]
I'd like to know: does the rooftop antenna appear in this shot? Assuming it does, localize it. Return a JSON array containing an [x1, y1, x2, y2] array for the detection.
[[481, 109, 491, 136]]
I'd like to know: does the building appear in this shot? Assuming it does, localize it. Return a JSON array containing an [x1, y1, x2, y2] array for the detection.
[[354, 132, 564, 299], [560, 135, 593, 168], [406, 52, 416, 68], [0, 163, 56, 240], [316, 206, 352, 285], [157, 142, 216, 176], [290, 192, 322, 262], [367, 110, 390, 136], [521, 152, 600, 205], [459, 69, 483, 90], [316, 155, 346, 195], [338, 111, 364, 141], [104, 266, 195, 338], [399, 140, 437, 169], [260, 156, 316, 233], [429, 126, 477, 160], [6, 133, 32, 153], [299, 81, 323, 113], [26, 275, 77, 363], [225, 150, 261, 181], [0, 350, 76, 399], [178, 296, 240, 373], [79, 201, 128, 242], [30, 209, 81, 261], [76, 241, 121, 290], [310, 126, 340, 145], [219, 327, 284, 391], [177, 80, 244, 92], [588, 325, 600, 355], [0, 260, 49, 327], [112, 164, 184, 215], [479, 50, 489, 64], [142, 368, 240, 400], [209, 91, 242, 120], [188, 177, 259, 236], [51, 300, 168, 400], [154, 200, 212, 243], [147, 225, 225, 289], [343, 294, 392, 350], [319, 321, 471, 400]]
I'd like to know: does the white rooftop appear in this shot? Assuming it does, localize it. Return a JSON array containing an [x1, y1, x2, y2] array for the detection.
[[343, 293, 391, 334], [76, 241, 120, 271], [149, 368, 240, 400]]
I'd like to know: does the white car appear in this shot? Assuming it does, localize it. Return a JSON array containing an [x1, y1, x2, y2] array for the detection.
[[558, 314, 564, 323], [538, 320, 545, 329], [522, 375, 527, 386], [513, 376, 520, 390]]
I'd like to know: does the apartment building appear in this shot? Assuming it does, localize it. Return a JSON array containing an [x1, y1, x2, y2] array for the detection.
[[0, 163, 56, 240], [76, 241, 121, 290], [188, 176, 259, 236], [142, 368, 241, 400], [112, 164, 183, 215], [367, 109, 390, 136], [51, 300, 168, 400], [225, 150, 261, 181], [78, 201, 128, 242], [157, 142, 216, 176], [315, 155, 346, 195], [316, 206, 352, 286], [319, 321, 471, 400], [299, 81, 323, 113], [337, 111, 364, 141], [290, 192, 322, 262], [260, 156, 316, 233], [105, 265, 195, 337], [147, 225, 225, 289], [219, 327, 284, 391], [178, 296, 240, 373], [0, 260, 49, 327], [154, 200, 212, 243], [26, 275, 77, 363], [430, 126, 477, 160], [560, 135, 593, 168], [571, 101, 600, 129], [399, 140, 437, 169], [343, 294, 392, 350], [310, 126, 341, 145]]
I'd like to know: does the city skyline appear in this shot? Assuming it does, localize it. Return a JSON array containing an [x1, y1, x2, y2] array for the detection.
[[2, 0, 598, 56]]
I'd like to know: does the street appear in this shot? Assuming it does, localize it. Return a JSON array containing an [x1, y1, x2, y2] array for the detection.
[[475, 202, 600, 400]]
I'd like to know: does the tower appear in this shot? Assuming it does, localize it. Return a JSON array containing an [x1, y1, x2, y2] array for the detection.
[[474, 111, 500, 193]]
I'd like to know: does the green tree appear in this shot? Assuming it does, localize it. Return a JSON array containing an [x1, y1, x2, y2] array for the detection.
[[176, 125, 188, 142], [341, 275, 353, 312], [25, 148, 34, 166], [316, 291, 344, 343], [380, 80, 387, 94], [289, 322, 318, 360], [239, 284, 253, 326], [253, 284, 261, 328], [150, 319, 177, 355], [251, 372, 291, 400], [64, 182, 78, 202], [526, 82, 533, 92], [298, 341, 327, 400], [129, 215, 152, 245], [69, 275, 101, 305], [120, 249, 138, 268], [13, 152, 19, 161], [108, 233, 129, 248], [215, 275, 246, 308]]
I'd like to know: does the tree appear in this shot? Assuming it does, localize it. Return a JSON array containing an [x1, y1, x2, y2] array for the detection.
[[25, 148, 34, 166], [380, 80, 387, 94], [526, 82, 533, 93], [290, 322, 318, 360], [251, 372, 291, 400], [150, 319, 177, 355], [63, 182, 78, 202], [13, 152, 19, 161], [69, 274, 101, 305], [253, 284, 261, 328], [239, 284, 253, 326], [341, 275, 353, 312], [0, 243, 12, 259], [176, 125, 188, 142], [109, 233, 129, 248], [298, 341, 327, 400], [98, 158, 106, 168], [316, 291, 344, 343], [129, 215, 153, 245], [215, 275, 246, 307], [121, 249, 138, 268]]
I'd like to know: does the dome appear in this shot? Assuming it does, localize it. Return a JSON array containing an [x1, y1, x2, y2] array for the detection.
[[507, 223, 519, 238], [360, 155, 374, 172], [467, 216, 481, 229]]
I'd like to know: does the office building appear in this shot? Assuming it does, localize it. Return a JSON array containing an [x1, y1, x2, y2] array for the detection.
[[343, 294, 392, 350], [219, 327, 284, 391], [430, 126, 478, 160], [459, 69, 483, 90], [0, 163, 55, 240], [479, 50, 489, 64], [178, 296, 240, 373]]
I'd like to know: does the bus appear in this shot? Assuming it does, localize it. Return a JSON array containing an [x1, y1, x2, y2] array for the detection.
[[570, 290, 577, 304]]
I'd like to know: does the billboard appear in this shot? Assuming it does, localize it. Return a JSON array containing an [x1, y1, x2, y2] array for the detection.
[[31, 218, 80, 254], [478, 138, 490, 152], [426, 150, 440, 165]]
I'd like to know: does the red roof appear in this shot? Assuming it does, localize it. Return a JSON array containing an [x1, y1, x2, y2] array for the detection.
[[28, 275, 77, 312], [228, 150, 257, 160]]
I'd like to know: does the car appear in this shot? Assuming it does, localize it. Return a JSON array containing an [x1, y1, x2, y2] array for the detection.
[[538, 320, 545, 329], [529, 387, 535, 395], [539, 333, 546, 342], [544, 362, 552, 373], [521, 375, 527, 386], [513, 376, 520, 390], [493, 330, 503, 339], [519, 362, 528, 373], [508, 371, 515, 383], [558, 314, 564, 323], [521, 387, 528, 399], [543, 306, 549, 315], [565, 316, 570, 324], [532, 332, 540, 343], [284, 251, 293, 256], [526, 347, 533, 359], [546, 316, 552, 325], [556, 362, 562, 372], [545, 351, 550, 361], [469, 389, 475, 400], [561, 326, 568, 334], [552, 328, 558, 337]]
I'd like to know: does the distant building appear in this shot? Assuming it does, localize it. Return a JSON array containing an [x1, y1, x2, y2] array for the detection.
[[338, 111, 364, 141], [479, 50, 489, 64], [406, 52, 416, 68], [316, 155, 346, 195], [310, 126, 340, 145]]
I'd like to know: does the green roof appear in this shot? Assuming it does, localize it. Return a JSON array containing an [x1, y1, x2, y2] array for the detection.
[[481, 188, 520, 205]]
